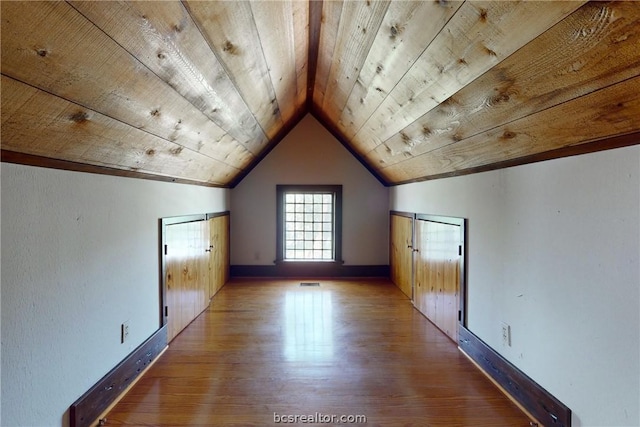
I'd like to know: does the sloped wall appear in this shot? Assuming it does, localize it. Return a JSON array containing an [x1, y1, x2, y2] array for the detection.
[[1, 163, 229, 427], [390, 145, 640, 427], [231, 115, 389, 268]]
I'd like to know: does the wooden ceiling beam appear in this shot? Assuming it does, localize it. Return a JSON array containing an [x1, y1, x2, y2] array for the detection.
[[306, 0, 323, 110], [312, 1, 343, 110], [292, 0, 310, 111]]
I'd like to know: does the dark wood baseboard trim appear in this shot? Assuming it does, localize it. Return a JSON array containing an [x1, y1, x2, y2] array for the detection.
[[458, 326, 571, 427], [231, 264, 389, 278], [70, 325, 168, 427]]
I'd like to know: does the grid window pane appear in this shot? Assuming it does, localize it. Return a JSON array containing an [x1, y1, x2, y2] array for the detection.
[[283, 191, 334, 260]]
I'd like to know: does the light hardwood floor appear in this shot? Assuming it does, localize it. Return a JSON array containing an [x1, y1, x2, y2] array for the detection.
[[104, 279, 531, 426]]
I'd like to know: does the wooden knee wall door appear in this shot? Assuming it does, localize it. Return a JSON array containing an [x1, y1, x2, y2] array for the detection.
[[163, 212, 230, 343], [390, 212, 414, 299], [413, 216, 464, 343], [165, 219, 210, 342], [208, 214, 230, 300]]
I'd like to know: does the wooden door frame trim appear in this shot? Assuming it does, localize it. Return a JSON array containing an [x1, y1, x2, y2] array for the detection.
[[206, 211, 230, 220], [390, 210, 415, 219]]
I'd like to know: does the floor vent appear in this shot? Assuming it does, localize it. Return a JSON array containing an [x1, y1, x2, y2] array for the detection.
[[300, 282, 320, 287]]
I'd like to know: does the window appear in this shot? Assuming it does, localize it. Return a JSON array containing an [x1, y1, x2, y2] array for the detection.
[[276, 185, 342, 263]]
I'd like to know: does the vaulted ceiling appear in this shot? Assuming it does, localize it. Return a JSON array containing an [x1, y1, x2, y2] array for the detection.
[[2, 1, 639, 187]]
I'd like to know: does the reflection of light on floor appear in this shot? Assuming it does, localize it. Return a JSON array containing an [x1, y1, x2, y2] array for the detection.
[[284, 291, 333, 362]]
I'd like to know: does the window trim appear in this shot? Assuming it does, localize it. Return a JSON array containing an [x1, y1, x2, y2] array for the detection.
[[276, 184, 343, 264]]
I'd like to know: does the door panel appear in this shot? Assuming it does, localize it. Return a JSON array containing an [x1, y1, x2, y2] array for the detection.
[[208, 214, 230, 299], [414, 219, 461, 342], [165, 220, 210, 342], [390, 214, 413, 299]]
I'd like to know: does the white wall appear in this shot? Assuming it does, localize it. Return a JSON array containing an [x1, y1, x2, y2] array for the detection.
[[390, 145, 640, 427], [1, 163, 229, 427], [231, 115, 389, 266]]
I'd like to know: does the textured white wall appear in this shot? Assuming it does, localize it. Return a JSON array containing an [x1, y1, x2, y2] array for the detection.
[[231, 115, 389, 266], [1, 163, 229, 427], [390, 145, 640, 427]]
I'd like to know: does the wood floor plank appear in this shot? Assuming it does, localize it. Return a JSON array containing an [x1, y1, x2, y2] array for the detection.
[[104, 279, 531, 426]]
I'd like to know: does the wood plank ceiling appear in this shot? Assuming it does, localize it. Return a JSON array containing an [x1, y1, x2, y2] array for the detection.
[[2, 1, 639, 187]]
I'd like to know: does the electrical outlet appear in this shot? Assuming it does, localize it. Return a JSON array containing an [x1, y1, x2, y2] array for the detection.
[[501, 322, 511, 347], [121, 321, 130, 344]]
